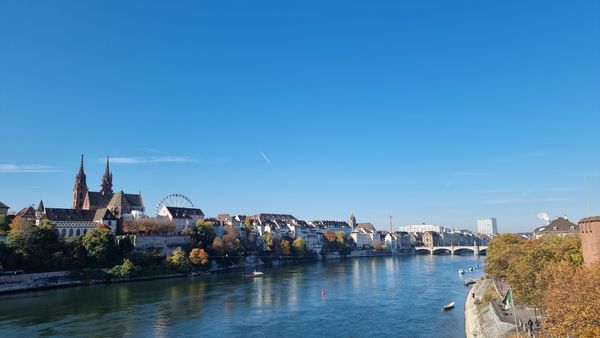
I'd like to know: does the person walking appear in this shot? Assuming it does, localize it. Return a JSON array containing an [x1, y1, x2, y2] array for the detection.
[[528, 319, 534, 333]]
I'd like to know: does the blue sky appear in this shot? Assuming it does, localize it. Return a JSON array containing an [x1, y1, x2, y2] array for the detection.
[[1, 1, 599, 232]]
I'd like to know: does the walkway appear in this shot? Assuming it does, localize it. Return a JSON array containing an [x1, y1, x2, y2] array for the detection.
[[465, 279, 515, 338]]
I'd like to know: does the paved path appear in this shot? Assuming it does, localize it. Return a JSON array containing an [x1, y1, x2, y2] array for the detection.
[[465, 279, 516, 338]]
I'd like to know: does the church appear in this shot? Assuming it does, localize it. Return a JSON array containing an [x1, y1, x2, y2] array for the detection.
[[73, 155, 145, 219]]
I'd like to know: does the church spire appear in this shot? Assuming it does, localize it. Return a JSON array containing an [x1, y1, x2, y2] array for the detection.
[[100, 156, 113, 196], [73, 154, 88, 209]]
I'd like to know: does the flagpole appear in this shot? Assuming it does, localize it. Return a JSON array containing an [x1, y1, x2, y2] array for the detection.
[[510, 287, 520, 337]]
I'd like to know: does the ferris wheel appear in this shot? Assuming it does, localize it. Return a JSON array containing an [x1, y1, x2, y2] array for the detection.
[[155, 193, 195, 215]]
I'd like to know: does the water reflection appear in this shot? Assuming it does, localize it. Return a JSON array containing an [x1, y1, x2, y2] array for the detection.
[[0, 256, 484, 338]]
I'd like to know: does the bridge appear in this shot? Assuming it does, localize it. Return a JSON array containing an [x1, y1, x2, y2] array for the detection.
[[414, 245, 487, 256]]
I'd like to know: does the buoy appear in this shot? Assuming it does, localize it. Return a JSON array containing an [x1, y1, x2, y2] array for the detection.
[[322, 288, 325, 297]]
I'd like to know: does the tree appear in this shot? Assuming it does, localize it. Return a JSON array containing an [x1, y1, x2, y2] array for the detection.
[[7, 220, 65, 271], [189, 248, 209, 267], [543, 263, 600, 337], [194, 221, 216, 248], [110, 258, 138, 278], [292, 237, 306, 257], [280, 239, 291, 256], [263, 232, 273, 253], [122, 219, 175, 234], [8, 216, 28, 230], [324, 230, 336, 243], [167, 247, 190, 272], [0, 215, 10, 234], [82, 227, 117, 266]]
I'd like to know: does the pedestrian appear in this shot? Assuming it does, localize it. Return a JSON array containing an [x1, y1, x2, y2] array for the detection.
[[528, 319, 534, 332], [472, 292, 475, 299]]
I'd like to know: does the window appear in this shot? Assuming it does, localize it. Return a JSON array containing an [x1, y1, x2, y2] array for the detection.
[[69, 229, 74, 237], [553, 226, 558, 231], [83, 229, 88, 235], [76, 229, 80, 236], [61, 229, 66, 237]]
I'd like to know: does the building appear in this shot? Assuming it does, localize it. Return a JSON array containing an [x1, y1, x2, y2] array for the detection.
[[398, 224, 444, 233], [351, 227, 380, 249], [157, 206, 205, 233], [533, 217, 578, 239], [72, 155, 144, 219], [477, 218, 498, 236], [0, 201, 8, 216], [16, 205, 37, 222], [309, 220, 352, 236], [579, 216, 600, 266], [36, 200, 119, 237], [422, 231, 440, 247]]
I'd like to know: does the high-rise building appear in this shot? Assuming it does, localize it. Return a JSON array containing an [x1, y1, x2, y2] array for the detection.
[[477, 218, 498, 236]]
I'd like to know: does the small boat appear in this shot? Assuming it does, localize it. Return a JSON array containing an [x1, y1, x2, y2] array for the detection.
[[458, 269, 465, 274], [251, 270, 264, 277], [442, 302, 455, 311], [464, 279, 476, 286]]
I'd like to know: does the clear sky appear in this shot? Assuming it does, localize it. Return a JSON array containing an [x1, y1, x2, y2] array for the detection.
[[1, 1, 599, 232]]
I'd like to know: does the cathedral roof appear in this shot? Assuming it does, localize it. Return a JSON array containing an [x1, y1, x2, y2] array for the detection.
[[42, 207, 116, 222]]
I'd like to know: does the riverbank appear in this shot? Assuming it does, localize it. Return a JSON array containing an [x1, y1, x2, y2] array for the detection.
[[464, 278, 516, 338], [0, 250, 396, 295]]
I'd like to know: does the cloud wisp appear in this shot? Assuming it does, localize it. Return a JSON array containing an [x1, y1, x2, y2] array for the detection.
[[259, 151, 272, 164], [0, 164, 59, 173], [106, 156, 197, 164]]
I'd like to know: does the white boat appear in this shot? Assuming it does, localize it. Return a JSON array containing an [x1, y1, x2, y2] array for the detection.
[[442, 302, 455, 311], [252, 270, 264, 277], [458, 269, 465, 274]]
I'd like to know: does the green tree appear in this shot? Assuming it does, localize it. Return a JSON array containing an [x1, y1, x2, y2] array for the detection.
[[292, 237, 306, 257], [0, 215, 10, 235], [110, 258, 138, 278], [194, 221, 216, 248], [82, 227, 117, 267], [167, 247, 190, 272]]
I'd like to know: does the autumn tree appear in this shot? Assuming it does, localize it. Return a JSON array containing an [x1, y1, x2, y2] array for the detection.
[[189, 248, 209, 267], [543, 263, 600, 337], [280, 239, 291, 256], [122, 219, 176, 234], [292, 237, 306, 257]]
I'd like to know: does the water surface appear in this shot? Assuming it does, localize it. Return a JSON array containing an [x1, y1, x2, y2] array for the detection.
[[0, 255, 484, 337]]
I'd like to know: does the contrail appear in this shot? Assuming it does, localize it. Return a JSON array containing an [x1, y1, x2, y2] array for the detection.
[[259, 151, 271, 164]]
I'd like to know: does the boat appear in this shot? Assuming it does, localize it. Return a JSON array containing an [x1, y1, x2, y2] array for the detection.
[[458, 269, 465, 274], [442, 302, 455, 311], [251, 270, 264, 277], [464, 279, 476, 286]]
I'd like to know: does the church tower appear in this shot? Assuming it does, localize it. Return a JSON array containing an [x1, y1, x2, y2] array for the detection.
[[73, 155, 88, 209], [349, 213, 357, 230], [100, 156, 113, 196]]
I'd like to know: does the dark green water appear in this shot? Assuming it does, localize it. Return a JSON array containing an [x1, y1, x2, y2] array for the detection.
[[0, 255, 483, 337]]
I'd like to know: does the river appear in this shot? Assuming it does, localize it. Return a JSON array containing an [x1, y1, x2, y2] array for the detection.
[[0, 255, 484, 338]]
